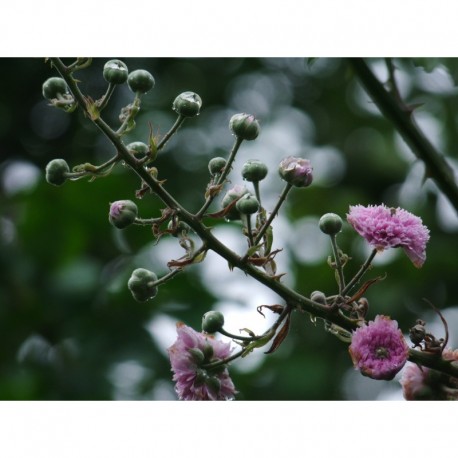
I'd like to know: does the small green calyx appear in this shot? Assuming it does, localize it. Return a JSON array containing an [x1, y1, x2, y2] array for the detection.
[[319, 213, 343, 236], [208, 157, 227, 176], [241, 159, 268, 182], [236, 194, 260, 215], [221, 185, 249, 221], [127, 268, 158, 302], [172, 91, 202, 117], [229, 113, 260, 141], [202, 311, 225, 334], [42, 77, 69, 100], [127, 141, 149, 159], [45, 158, 70, 186], [109, 200, 138, 229], [127, 69, 155, 94], [310, 290, 327, 305], [103, 59, 128, 85]]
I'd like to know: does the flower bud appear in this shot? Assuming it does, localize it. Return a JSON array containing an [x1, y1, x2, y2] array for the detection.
[[236, 194, 259, 215], [229, 113, 260, 141], [221, 185, 249, 220], [127, 141, 149, 158], [310, 291, 327, 305], [109, 200, 138, 229], [172, 91, 202, 117], [208, 157, 227, 176], [241, 159, 268, 182], [319, 213, 343, 235], [206, 376, 222, 395], [278, 156, 313, 188], [127, 69, 155, 94], [45, 158, 70, 186], [103, 59, 128, 85], [188, 348, 205, 365], [202, 311, 225, 333], [42, 77, 68, 100], [128, 268, 158, 302]]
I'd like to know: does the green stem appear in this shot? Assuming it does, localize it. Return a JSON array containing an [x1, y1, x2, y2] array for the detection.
[[252, 180, 262, 206], [341, 248, 377, 297], [97, 83, 116, 112], [330, 235, 346, 294], [408, 348, 458, 378], [196, 136, 244, 218], [202, 349, 246, 370], [253, 183, 292, 246], [244, 214, 255, 247], [116, 94, 141, 136], [150, 269, 182, 287], [349, 58, 458, 214], [156, 115, 186, 151], [219, 328, 257, 342]]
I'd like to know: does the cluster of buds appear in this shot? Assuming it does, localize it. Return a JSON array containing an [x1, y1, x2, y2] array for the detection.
[[41, 57, 452, 403]]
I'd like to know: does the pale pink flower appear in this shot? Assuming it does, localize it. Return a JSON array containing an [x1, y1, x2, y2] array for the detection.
[[347, 204, 430, 267], [400, 348, 458, 400], [349, 315, 409, 380], [167, 322, 236, 401], [278, 156, 313, 188]]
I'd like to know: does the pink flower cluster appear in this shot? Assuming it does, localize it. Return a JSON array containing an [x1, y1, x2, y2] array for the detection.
[[168, 323, 236, 401], [349, 315, 409, 380], [347, 204, 430, 267]]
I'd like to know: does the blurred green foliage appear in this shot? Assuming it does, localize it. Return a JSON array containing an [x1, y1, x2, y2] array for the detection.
[[1, 57, 458, 400]]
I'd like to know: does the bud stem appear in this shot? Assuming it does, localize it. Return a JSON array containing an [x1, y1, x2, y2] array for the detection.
[[341, 248, 377, 296], [196, 136, 244, 218], [97, 82, 116, 112], [253, 183, 292, 246], [150, 268, 182, 288], [252, 180, 262, 207], [243, 214, 255, 247], [219, 328, 257, 342], [156, 114, 186, 151], [329, 234, 346, 294]]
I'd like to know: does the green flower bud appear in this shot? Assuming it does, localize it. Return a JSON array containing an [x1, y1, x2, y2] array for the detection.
[[319, 213, 343, 235], [127, 141, 149, 158], [206, 376, 221, 395], [208, 157, 227, 176], [241, 159, 268, 182], [229, 113, 260, 141], [236, 194, 259, 215], [103, 59, 128, 85], [127, 268, 158, 302], [127, 69, 155, 94], [188, 348, 205, 365], [278, 156, 313, 188], [109, 200, 138, 229], [45, 158, 70, 186], [310, 291, 327, 305], [202, 343, 214, 361], [221, 185, 249, 221], [202, 311, 225, 333], [42, 77, 68, 100], [172, 91, 202, 117]]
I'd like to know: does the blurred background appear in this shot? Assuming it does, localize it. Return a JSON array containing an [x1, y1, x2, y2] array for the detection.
[[1, 57, 458, 400]]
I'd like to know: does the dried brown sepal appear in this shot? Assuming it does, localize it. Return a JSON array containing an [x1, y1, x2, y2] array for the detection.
[[205, 198, 240, 219], [248, 249, 282, 267], [345, 273, 386, 304], [257, 304, 285, 318], [204, 183, 225, 200], [264, 312, 292, 355]]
